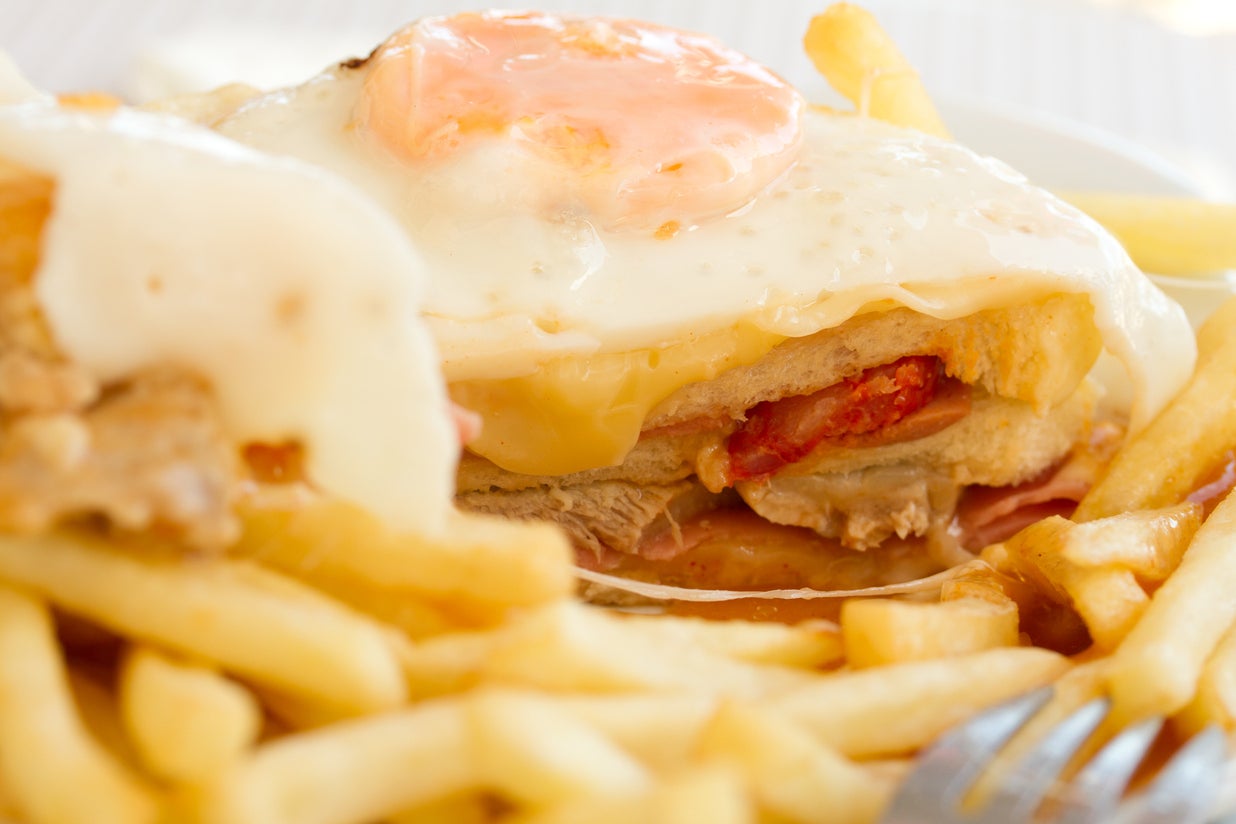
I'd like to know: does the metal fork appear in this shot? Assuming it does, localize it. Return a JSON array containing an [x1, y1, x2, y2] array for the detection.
[[881, 686, 1231, 824]]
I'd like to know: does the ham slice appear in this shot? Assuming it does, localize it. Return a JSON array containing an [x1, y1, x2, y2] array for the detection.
[[954, 424, 1123, 549]]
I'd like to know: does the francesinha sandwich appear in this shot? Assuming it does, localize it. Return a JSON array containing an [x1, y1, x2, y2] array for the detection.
[[206, 11, 1194, 592]]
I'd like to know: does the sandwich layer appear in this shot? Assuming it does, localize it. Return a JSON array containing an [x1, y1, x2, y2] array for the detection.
[[457, 294, 1099, 493], [455, 294, 1101, 561], [457, 386, 1095, 563]]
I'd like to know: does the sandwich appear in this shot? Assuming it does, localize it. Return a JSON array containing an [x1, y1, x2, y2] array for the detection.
[[204, 11, 1194, 594]]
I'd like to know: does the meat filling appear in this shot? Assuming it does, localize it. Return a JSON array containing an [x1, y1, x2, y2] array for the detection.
[[726, 356, 947, 480]]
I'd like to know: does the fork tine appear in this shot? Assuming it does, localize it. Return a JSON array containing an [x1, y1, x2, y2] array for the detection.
[[1055, 716, 1164, 824], [1117, 725, 1229, 824], [969, 697, 1109, 823], [879, 686, 1054, 824]]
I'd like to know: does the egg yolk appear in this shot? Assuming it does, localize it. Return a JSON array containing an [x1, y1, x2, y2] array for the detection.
[[356, 11, 805, 230]]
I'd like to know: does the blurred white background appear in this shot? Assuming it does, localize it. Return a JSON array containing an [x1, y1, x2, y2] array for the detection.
[[2, 0, 1233, 196]]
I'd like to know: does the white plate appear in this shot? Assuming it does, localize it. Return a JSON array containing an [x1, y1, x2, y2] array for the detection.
[[940, 98, 1234, 332], [941, 98, 1200, 196]]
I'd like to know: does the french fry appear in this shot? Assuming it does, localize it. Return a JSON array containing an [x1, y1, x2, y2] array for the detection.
[[254, 687, 354, 733], [1075, 303, 1236, 521], [1058, 192, 1236, 276], [612, 613, 844, 669], [119, 647, 261, 784], [696, 701, 892, 824], [551, 693, 721, 772], [988, 519, 1144, 651], [505, 766, 754, 824], [192, 698, 477, 824], [1173, 621, 1236, 737], [468, 690, 650, 806], [235, 501, 573, 619], [1106, 490, 1236, 724], [990, 511, 1199, 651], [841, 597, 1019, 668], [1056, 503, 1201, 583], [777, 647, 1069, 758], [803, 3, 949, 137], [396, 627, 502, 700], [249, 563, 462, 641], [1057, 570, 1147, 652], [0, 530, 407, 714], [479, 602, 810, 698], [0, 585, 157, 824]]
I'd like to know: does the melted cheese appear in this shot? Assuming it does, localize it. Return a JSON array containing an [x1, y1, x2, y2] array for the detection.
[[215, 26, 1195, 478], [450, 323, 784, 475], [0, 103, 457, 535]]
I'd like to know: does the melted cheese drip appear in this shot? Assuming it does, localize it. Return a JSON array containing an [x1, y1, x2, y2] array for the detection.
[[218, 54, 1195, 478], [450, 323, 784, 475], [0, 103, 457, 535]]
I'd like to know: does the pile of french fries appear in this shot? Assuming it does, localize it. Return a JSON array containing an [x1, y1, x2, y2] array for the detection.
[[0, 4, 1234, 824]]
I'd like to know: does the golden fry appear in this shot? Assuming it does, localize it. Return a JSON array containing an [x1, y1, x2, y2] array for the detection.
[[696, 701, 892, 824], [610, 613, 844, 669], [192, 699, 476, 824], [468, 690, 650, 805], [803, 3, 949, 137], [479, 602, 810, 698], [506, 766, 754, 824], [841, 597, 1019, 668], [551, 693, 721, 772], [1059, 192, 1236, 276], [1075, 304, 1236, 520], [235, 501, 573, 620], [1173, 621, 1236, 737], [1057, 504, 1200, 583], [988, 516, 1156, 651], [120, 647, 260, 784], [1106, 490, 1236, 724], [778, 647, 1068, 758], [0, 585, 157, 824], [0, 531, 406, 714]]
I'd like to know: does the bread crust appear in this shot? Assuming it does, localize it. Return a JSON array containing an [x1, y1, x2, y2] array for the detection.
[[643, 293, 1100, 431]]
